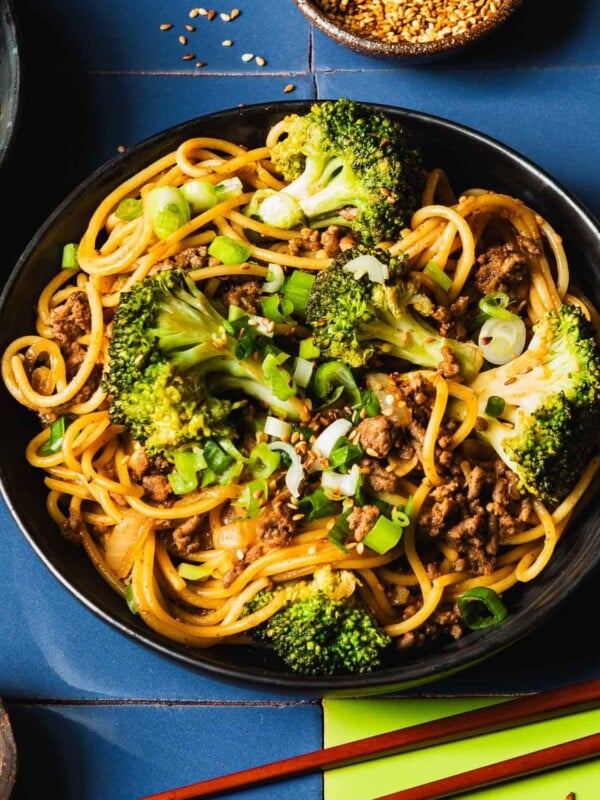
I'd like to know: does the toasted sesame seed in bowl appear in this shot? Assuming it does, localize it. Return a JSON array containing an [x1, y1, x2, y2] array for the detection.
[[293, 0, 525, 60]]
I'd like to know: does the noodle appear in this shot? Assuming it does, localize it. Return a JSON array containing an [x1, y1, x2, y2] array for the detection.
[[3, 110, 600, 675]]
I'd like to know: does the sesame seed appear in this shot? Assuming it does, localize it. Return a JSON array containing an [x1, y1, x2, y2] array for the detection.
[[255, 55, 266, 66], [182, 53, 196, 60], [241, 53, 254, 62], [185, 24, 196, 31], [220, 12, 231, 21], [179, 35, 188, 45], [207, 9, 216, 20], [283, 83, 295, 93], [222, 39, 233, 46], [189, 8, 200, 18], [195, 61, 206, 68], [230, 8, 241, 19], [159, 23, 173, 31]]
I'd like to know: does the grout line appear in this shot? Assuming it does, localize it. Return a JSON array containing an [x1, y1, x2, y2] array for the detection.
[[5, 697, 323, 708]]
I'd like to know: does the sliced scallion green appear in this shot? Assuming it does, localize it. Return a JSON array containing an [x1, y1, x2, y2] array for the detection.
[[458, 586, 508, 629], [61, 243, 79, 270], [40, 416, 71, 455], [484, 395, 506, 418], [424, 260, 452, 292], [362, 514, 405, 554], [207, 235, 251, 265], [115, 197, 143, 221]]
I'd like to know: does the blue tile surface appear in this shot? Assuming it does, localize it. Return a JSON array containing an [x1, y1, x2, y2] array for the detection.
[[6, 702, 322, 799], [3, 0, 600, 797]]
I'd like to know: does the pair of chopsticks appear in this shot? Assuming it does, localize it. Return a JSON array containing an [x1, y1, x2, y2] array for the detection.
[[138, 677, 600, 800]]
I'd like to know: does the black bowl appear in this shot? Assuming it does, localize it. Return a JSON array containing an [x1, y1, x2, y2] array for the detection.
[[0, 0, 22, 173], [2, 101, 600, 696]]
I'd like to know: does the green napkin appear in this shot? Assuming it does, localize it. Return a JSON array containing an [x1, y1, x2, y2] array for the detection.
[[323, 695, 600, 799]]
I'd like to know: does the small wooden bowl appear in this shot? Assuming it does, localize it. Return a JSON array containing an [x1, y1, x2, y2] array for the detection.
[[0, 702, 16, 800], [293, 0, 525, 61]]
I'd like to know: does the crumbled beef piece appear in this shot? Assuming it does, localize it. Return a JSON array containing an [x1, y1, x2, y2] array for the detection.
[[286, 226, 356, 257], [319, 225, 357, 257], [256, 489, 298, 546], [347, 504, 380, 541], [50, 291, 91, 348], [60, 509, 85, 546], [438, 345, 461, 379], [474, 235, 536, 303], [141, 474, 173, 504], [150, 246, 210, 274], [169, 515, 203, 557], [363, 459, 405, 494], [219, 278, 263, 314], [354, 415, 393, 458], [431, 295, 473, 341]]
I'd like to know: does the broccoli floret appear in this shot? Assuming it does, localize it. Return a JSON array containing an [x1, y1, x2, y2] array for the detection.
[[458, 304, 600, 506], [267, 98, 424, 244], [105, 268, 309, 456], [246, 566, 391, 676], [305, 246, 483, 381]]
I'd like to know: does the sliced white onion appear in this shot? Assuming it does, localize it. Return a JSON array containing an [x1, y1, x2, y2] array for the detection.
[[312, 417, 353, 458], [321, 463, 361, 498], [263, 263, 285, 293], [342, 254, 389, 284], [263, 415, 292, 440], [292, 356, 315, 388], [105, 510, 154, 579], [479, 316, 527, 365], [267, 440, 304, 497]]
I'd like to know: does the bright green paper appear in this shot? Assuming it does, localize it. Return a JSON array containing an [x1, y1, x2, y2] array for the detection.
[[324, 696, 600, 799]]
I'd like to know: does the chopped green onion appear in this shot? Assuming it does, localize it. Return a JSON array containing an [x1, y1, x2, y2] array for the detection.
[[458, 586, 508, 629], [177, 562, 213, 581], [484, 395, 506, 418], [235, 478, 269, 519], [321, 463, 361, 498], [262, 351, 297, 401], [328, 438, 363, 472], [180, 179, 218, 213], [298, 488, 340, 521], [313, 361, 361, 407], [168, 449, 206, 495], [478, 292, 513, 321], [202, 439, 235, 475], [282, 270, 316, 315], [424, 260, 452, 292], [248, 441, 281, 478], [146, 186, 191, 240], [353, 388, 381, 420], [261, 294, 294, 323], [61, 244, 79, 270], [125, 583, 138, 614], [298, 337, 320, 360], [208, 235, 251, 265], [40, 416, 71, 455], [263, 263, 285, 293], [327, 510, 351, 552], [363, 514, 405, 554], [292, 357, 314, 388], [214, 176, 244, 201], [234, 329, 259, 358], [391, 504, 411, 528], [115, 198, 143, 221]]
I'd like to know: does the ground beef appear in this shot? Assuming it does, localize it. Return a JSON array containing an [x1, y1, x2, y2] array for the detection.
[[141, 474, 173, 504], [59, 509, 85, 545], [159, 515, 204, 558], [473, 235, 536, 304], [362, 459, 405, 494], [347, 504, 380, 541], [287, 225, 357, 257], [127, 446, 174, 504], [418, 457, 532, 575], [50, 291, 91, 348], [354, 415, 393, 458], [150, 246, 210, 274], [219, 278, 263, 314], [256, 489, 298, 546]]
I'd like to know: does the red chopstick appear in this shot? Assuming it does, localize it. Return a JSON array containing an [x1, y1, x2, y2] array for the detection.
[[138, 677, 600, 800], [375, 731, 600, 799]]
